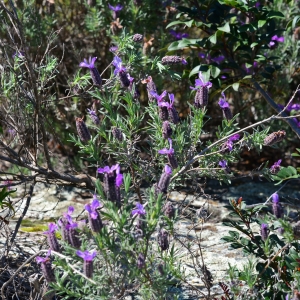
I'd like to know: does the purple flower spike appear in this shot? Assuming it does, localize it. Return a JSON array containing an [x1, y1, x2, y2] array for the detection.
[[272, 193, 279, 203], [76, 250, 97, 278], [270, 159, 282, 174], [79, 57, 102, 87], [76, 250, 97, 261], [132, 203, 146, 216], [112, 56, 130, 87], [158, 138, 178, 169], [156, 165, 172, 194], [85, 195, 103, 232], [219, 93, 233, 120], [112, 56, 126, 74], [221, 134, 240, 153], [87, 109, 100, 125], [261, 223, 269, 241], [43, 223, 61, 252], [98, 164, 121, 203], [190, 72, 212, 108], [272, 193, 283, 218], [36, 250, 55, 283], [159, 94, 180, 124]]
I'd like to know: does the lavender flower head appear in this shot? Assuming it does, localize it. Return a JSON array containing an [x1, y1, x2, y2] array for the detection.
[[85, 196, 102, 219], [219, 92, 233, 120], [159, 94, 180, 124], [85, 195, 103, 232], [36, 250, 55, 283], [87, 109, 100, 125], [76, 249, 97, 278], [132, 203, 146, 216], [108, 3, 123, 19], [156, 165, 172, 194], [112, 56, 130, 87], [43, 223, 61, 252], [79, 57, 102, 87], [272, 193, 283, 218], [112, 56, 126, 74], [98, 164, 122, 202], [190, 72, 212, 108], [270, 159, 282, 174], [261, 223, 269, 241], [158, 138, 178, 169]]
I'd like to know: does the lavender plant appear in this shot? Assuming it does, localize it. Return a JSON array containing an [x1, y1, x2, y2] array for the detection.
[[1, 0, 300, 299]]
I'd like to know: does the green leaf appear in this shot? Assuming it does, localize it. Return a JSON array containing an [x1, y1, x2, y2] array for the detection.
[[166, 19, 194, 28], [250, 42, 259, 48], [189, 65, 201, 77], [232, 82, 240, 91], [258, 20, 266, 28], [267, 11, 285, 19], [217, 22, 230, 33], [210, 65, 221, 78], [209, 32, 217, 44]]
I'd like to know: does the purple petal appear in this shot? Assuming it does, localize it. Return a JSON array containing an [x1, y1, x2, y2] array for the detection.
[[219, 160, 227, 168], [164, 165, 172, 174], [272, 193, 279, 203], [116, 173, 123, 187], [36, 256, 46, 263], [97, 166, 111, 174], [79, 61, 90, 68], [228, 134, 240, 142], [91, 198, 100, 210], [91, 211, 98, 219], [111, 164, 120, 173], [158, 148, 170, 155], [168, 93, 175, 105], [76, 250, 86, 259], [85, 204, 92, 214], [168, 138, 173, 150], [68, 206, 74, 215]]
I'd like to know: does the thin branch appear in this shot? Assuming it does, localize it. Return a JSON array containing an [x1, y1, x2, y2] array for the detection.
[[253, 81, 300, 139]]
